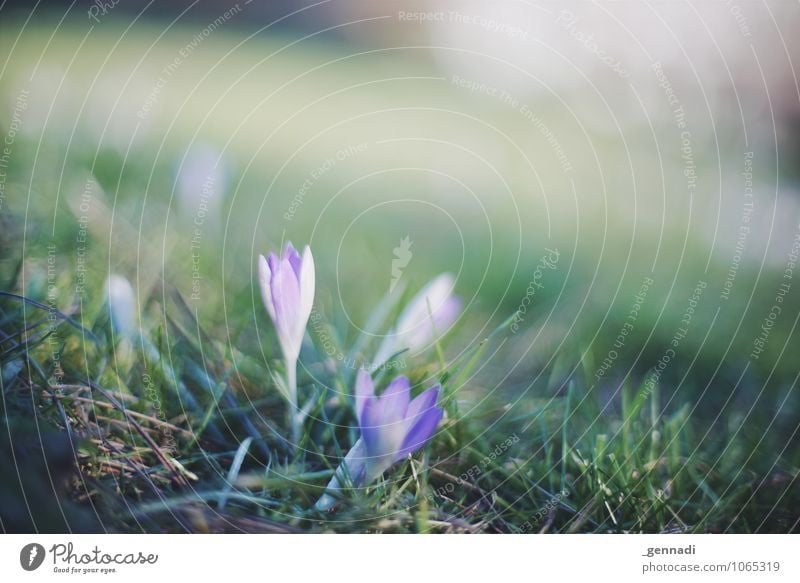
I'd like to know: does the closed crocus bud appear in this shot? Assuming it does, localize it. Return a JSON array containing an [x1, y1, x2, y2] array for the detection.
[[375, 273, 462, 365], [104, 275, 136, 336], [258, 242, 315, 367], [258, 242, 315, 443], [316, 370, 443, 510]]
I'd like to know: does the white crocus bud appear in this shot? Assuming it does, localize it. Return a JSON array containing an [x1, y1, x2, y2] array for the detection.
[[105, 274, 136, 336]]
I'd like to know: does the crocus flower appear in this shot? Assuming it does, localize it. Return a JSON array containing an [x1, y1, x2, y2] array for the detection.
[[316, 370, 444, 510], [176, 142, 227, 222], [104, 274, 136, 337], [374, 273, 462, 365], [258, 242, 315, 443]]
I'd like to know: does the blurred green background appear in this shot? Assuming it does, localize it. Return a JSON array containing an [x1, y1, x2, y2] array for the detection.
[[1, 1, 798, 532]]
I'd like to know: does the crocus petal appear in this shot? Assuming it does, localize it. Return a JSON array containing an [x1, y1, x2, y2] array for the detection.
[[298, 245, 315, 330], [404, 385, 440, 426], [285, 242, 303, 279], [403, 294, 463, 354], [258, 255, 276, 321], [361, 376, 411, 461], [375, 273, 461, 363], [270, 255, 302, 360], [397, 386, 443, 460], [429, 296, 462, 342], [267, 252, 279, 275], [354, 369, 374, 426], [360, 398, 388, 463], [375, 376, 412, 425], [395, 273, 457, 338], [397, 406, 443, 460]]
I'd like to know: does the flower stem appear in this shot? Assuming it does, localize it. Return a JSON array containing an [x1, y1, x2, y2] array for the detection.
[[286, 360, 301, 447]]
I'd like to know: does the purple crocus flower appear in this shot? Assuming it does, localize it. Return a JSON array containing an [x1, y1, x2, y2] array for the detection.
[[316, 370, 444, 510], [375, 273, 462, 365], [258, 242, 315, 443]]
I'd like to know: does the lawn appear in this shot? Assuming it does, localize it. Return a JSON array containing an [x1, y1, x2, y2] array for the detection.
[[0, 13, 798, 533]]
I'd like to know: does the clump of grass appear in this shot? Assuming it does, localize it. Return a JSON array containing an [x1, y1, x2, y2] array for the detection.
[[1, 261, 797, 533]]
